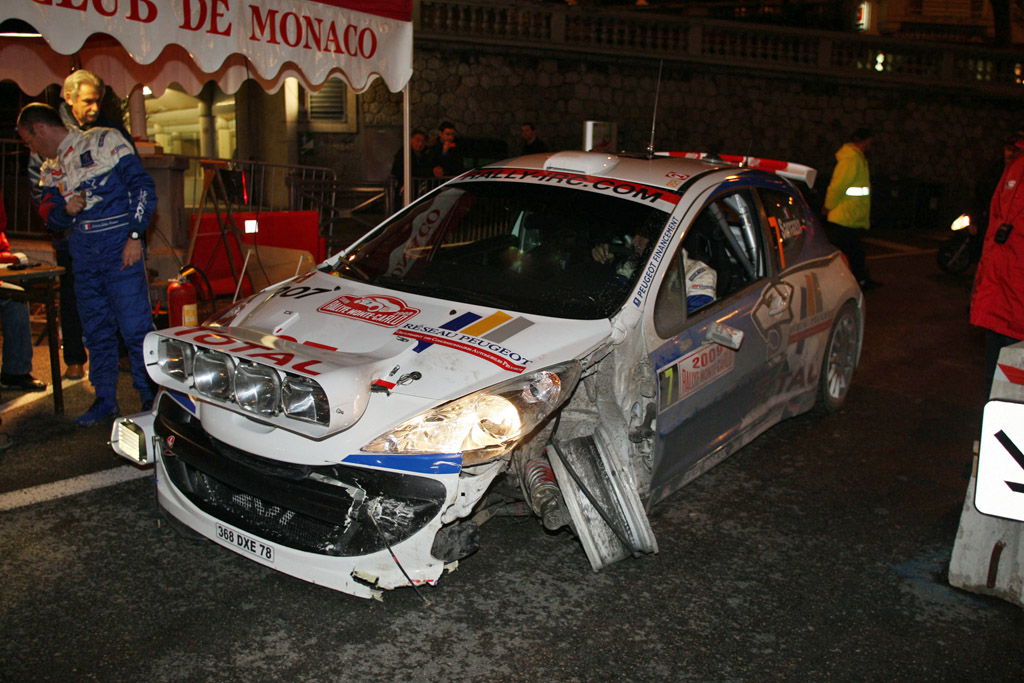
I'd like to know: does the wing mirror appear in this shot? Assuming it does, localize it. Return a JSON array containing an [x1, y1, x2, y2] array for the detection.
[[706, 321, 744, 351]]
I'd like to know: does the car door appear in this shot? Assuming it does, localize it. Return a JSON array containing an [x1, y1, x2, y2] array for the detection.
[[645, 181, 794, 505], [753, 182, 831, 411]]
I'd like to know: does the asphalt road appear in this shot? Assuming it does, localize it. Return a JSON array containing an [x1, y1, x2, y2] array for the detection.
[[2, 230, 1021, 682]]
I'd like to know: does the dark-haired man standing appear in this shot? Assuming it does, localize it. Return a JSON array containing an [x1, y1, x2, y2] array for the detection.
[[18, 102, 156, 427]]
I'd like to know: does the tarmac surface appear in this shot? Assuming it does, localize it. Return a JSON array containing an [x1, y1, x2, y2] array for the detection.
[[1, 229, 1022, 682]]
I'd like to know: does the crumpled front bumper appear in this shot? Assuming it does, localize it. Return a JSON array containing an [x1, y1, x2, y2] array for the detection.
[[112, 393, 461, 599]]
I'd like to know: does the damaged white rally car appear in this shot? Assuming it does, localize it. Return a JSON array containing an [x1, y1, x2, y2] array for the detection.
[[112, 150, 863, 599]]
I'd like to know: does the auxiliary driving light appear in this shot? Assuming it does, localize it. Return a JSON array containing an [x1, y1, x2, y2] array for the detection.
[[234, 361, 281, 416], [193, 350, 234, 400], [158, 338, 194, 382], [116, 419, 148, 463], [282, 375, 330, 425]]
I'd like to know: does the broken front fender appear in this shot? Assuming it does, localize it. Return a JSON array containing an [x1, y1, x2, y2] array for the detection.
[[548, 428, 658, 571]]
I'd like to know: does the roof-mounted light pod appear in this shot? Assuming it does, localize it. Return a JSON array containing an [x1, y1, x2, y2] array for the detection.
[[544, 152, 620, 176]]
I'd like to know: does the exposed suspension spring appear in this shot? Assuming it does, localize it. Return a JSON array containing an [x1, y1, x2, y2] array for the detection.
[[524, 457, 570, 531]]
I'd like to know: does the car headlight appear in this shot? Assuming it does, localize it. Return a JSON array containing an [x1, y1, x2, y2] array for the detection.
[[158, 338, 193, 382], [362, 361, 582, 465], [193, 350, 234, 400], [234, 361, 281, 416], [282, 375, 330, 425]]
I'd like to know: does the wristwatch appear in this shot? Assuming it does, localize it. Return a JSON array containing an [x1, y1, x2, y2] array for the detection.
[[129, 230, 141, 240]]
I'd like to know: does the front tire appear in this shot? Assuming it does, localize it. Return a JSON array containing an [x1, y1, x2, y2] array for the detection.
[[815, 302, 860, 414]]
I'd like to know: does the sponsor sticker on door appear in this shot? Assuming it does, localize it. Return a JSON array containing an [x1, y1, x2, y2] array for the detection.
[[658, 343, 736, 411]]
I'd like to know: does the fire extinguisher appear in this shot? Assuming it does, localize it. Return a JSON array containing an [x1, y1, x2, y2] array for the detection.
[[168, 267, 198, 327]]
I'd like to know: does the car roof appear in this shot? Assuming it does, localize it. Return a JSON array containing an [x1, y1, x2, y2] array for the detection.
[[484, 151, 725, 191], [480, 151, 816, 191]]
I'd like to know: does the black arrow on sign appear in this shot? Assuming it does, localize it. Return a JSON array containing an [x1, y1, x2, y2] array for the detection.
[[994, 430, 1024, 493]]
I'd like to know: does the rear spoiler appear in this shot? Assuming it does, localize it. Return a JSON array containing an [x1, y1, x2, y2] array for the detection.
[[657, 152, 817, 189]]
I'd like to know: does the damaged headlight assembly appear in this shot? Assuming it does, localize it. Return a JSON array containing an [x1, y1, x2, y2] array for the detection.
[[362, 361, 582, 465], [281, 375, 330, 424]]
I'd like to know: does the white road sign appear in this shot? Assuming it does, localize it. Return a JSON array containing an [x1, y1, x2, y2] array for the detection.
[[975, 400, 1024, 522]]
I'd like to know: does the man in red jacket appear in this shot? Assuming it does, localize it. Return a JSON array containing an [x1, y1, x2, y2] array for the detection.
[[971, 131, 1024, 396]]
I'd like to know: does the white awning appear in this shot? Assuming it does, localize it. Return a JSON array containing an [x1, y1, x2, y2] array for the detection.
[[0, 0, 413, 96]]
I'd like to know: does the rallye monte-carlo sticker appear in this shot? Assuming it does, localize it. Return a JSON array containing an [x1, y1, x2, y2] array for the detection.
[[318, 294, 420, 327], [657, 342, 736, 412]]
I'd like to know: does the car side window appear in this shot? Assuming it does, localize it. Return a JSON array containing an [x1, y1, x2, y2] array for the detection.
[[654, 189, 765, 338], [758, 187, 808, 270]]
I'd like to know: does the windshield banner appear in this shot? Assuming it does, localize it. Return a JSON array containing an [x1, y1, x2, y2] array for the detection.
[[458, 168, 680, 212]]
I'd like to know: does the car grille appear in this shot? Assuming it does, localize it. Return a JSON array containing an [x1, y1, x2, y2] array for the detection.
[[170, 458, 353, 554], [154, 393, 446, 557]]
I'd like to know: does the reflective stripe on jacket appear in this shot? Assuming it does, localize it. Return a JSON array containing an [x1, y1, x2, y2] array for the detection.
[[825, 142, 871, 230]]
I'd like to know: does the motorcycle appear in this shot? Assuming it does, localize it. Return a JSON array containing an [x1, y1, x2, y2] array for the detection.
[[937, 213, 985, 274]]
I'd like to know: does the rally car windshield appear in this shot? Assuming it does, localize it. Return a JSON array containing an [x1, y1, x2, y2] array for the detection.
[[329, 179, 673, 319]]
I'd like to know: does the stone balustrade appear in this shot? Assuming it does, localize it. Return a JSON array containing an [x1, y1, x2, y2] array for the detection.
[[417, 0, 1023, 98]]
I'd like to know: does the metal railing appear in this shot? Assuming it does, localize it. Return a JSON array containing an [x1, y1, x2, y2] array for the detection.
[[416, 0, 1024, 97], [0, 144, 347, 242], [290, 177, 389, 248], [178, 155, 337, 214], [0, 141, 441, 250]]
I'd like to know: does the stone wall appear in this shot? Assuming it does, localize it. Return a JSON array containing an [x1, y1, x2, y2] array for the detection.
[[306, 46, 1023, 228]]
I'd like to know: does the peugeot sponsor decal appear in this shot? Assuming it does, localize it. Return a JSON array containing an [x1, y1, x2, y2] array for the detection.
[[396, 310, 534, 373]]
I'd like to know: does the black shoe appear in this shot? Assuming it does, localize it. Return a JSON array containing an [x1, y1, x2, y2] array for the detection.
[[0, 374, 46, 392]]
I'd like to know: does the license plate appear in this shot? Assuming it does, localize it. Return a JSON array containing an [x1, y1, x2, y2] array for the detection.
[[215, 523, 275, 563]]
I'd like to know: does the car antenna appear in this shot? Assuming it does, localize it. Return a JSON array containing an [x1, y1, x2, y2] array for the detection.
[[740, 139, 752, 167], [646, 59, 664, 159]]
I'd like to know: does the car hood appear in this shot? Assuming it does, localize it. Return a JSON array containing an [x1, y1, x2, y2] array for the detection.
[[157, 270, 612, 434]]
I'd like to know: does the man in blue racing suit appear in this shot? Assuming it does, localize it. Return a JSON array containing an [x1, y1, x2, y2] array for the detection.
[[18, 103, 156, 426]]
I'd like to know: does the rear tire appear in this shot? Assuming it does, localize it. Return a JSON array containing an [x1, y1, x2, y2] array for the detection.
[[815, 302, 860, 414]]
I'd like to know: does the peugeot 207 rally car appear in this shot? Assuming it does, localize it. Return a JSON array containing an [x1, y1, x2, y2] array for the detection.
[[111, 150, 863, 599]]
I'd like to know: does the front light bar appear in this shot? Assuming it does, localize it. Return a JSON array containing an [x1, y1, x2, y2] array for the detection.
[[156, 337, 330, 427]]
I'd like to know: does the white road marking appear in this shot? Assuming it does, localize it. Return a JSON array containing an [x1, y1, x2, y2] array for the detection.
[[0, 377, 84, 413], [0, 466, 151, 512]]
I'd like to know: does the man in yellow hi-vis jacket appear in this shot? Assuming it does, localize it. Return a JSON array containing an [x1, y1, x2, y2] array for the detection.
[[824, 127, 878, 290]]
